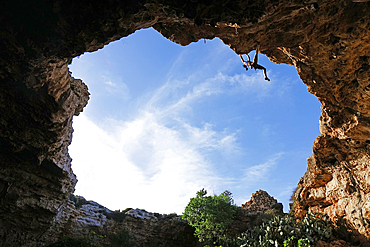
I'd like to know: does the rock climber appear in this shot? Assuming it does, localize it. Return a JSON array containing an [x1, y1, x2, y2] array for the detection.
[[239, 44, 270, 81]]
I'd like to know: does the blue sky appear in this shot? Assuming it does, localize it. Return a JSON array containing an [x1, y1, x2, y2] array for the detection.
[[69, 27, 321, 214]]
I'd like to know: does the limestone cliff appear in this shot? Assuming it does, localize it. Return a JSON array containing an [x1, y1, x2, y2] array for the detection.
[[1, 0, 370, 246], [46, 196, 199, 247]]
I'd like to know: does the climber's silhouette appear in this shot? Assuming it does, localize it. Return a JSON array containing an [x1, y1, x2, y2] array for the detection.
[[240, 45, 270, 81]]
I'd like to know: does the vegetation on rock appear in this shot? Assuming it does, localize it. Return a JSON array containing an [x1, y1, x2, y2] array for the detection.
[[109, 228, 133, 247], [105, 209, 130, 223]]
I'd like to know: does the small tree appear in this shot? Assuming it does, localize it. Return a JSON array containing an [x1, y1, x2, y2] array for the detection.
[[182, 188, 238, 246]]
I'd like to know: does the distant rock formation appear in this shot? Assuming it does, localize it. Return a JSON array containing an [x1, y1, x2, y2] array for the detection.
[[43, 192, 283, 247], [230, 190, 284, 237], [242, 189, 284, 215], [2, 0, 370, 245]]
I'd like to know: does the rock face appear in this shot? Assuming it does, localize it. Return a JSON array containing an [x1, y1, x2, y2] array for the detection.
[[44, 196, 199, 247], [242, 189, 284, 215], [2, 0, 370, 246]]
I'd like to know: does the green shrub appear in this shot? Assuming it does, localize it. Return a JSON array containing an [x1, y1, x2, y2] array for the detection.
[[167, 212, 178, 218], [123, 208, 133, 213], [69, 194, 88, 209], [181, 188, 238, 246], [237, 212, 332, 247], [105, 209, 126, 222], [284, 236, 310, 247], [109, 228, 133, 247]]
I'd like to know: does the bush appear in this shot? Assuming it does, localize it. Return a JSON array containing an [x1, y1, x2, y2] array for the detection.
[[181, 188, 238, 246], [105, 209, 126, 222], [237, 212, 332, 247], [69, 194, 88, 209], [109, 228, 133, 247]]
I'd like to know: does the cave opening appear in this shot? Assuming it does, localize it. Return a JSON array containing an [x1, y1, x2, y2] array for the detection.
[[68, 27, 321, 214]]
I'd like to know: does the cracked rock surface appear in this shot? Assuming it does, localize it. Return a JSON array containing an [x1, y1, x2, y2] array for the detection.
[[2, 0, 370, 245]]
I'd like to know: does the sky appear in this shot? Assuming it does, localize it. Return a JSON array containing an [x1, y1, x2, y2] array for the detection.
[[68, 27, 321, 214]]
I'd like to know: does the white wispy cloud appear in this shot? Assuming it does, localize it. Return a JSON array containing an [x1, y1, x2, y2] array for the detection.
[[242, 152, 284, 183], [146, 70, 272, 120], [232, 152, 284, 206], [70, 66, 276, 213], [70, 111, 225, 214], [102, 75, 130, 100]]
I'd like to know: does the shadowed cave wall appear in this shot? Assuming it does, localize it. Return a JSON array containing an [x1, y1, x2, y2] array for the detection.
[[2, 0, 370, 245]]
